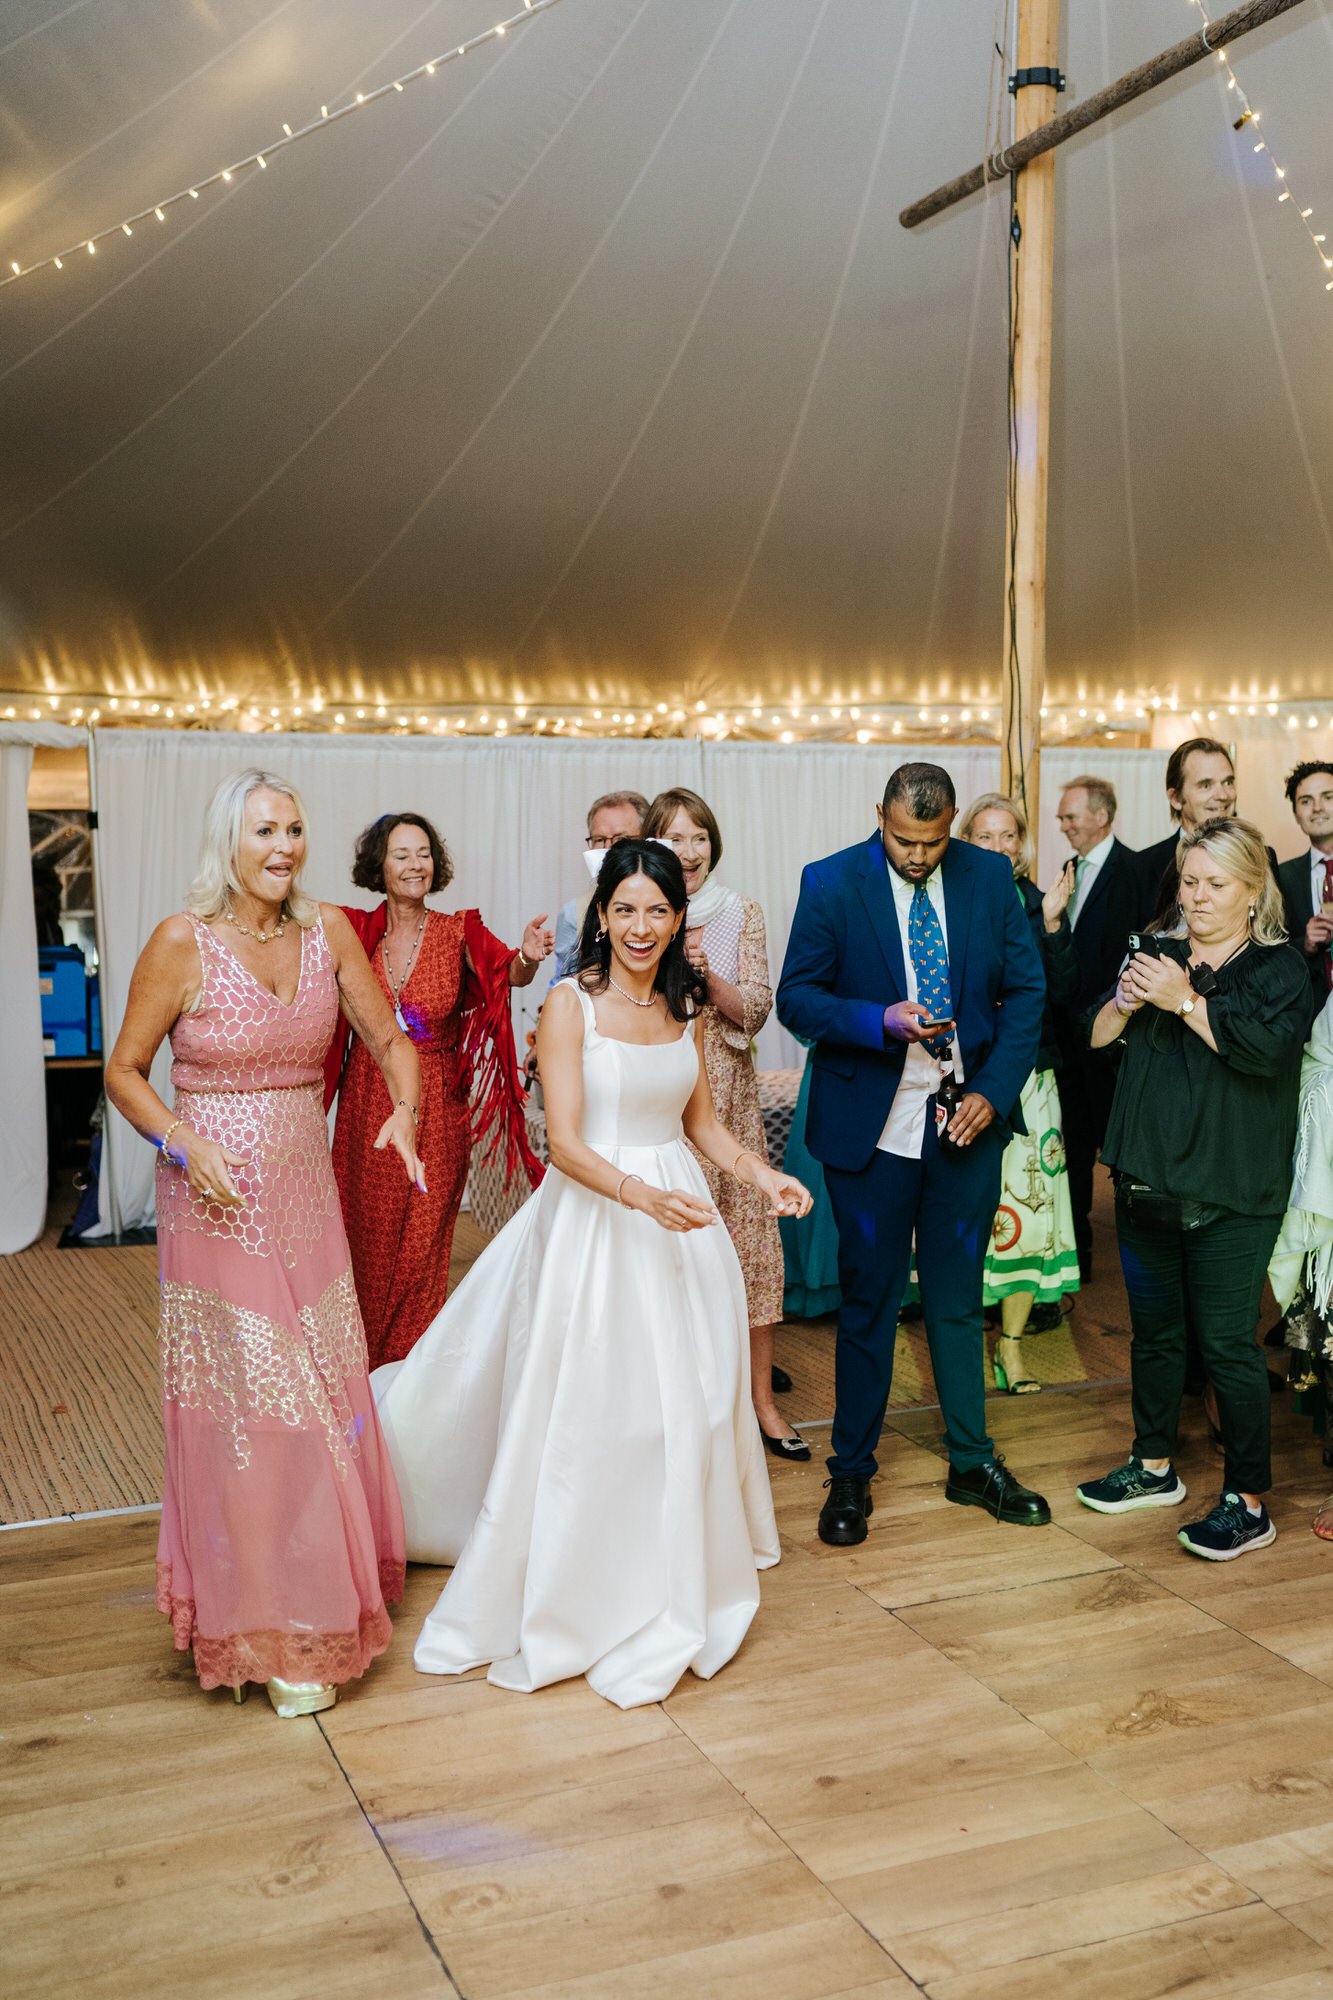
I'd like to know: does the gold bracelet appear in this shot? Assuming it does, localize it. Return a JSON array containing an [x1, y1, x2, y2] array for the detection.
[[160, 1118, 185, 1154], [516, 946, 535, 970], [617, 1172, 645, 1208], [731, 1148, 759, 1179], [396, 1100, 418, 1125]]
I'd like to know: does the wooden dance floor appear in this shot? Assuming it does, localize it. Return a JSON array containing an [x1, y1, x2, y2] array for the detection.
[[7, 1200, 1333, 1995]]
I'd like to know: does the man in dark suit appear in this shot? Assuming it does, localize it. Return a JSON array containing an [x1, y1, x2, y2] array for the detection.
[[1134, 736, 1238, 926], [776, 763, 1049, 1546], [1052, 775, 1140, 1283], [1277, 761, 1333, 1001]]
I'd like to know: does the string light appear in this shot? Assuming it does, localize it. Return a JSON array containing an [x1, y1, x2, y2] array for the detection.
[[5, 685, 1329, 743], [0, 0, 566, 288], [1190, 1, 1330, 289]]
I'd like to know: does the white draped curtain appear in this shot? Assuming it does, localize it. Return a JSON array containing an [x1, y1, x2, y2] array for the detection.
[[0, 721, 85, 1254], [89, 732, 1000, 1234]]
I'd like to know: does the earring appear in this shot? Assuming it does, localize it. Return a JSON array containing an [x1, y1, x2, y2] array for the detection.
[[596, 925, 607, 941]]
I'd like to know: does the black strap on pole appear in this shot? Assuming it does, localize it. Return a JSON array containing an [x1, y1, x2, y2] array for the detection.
[[1008, 66, 1066, 93]]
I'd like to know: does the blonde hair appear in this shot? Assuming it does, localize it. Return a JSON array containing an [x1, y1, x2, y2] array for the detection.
[[1168, 817, 1286, 946], [956, 791, 1035, 881], [186, 768, 320, 927]]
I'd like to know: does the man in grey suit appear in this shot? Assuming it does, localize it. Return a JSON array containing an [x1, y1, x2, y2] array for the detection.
[[1277, 761, 1333, 1001]]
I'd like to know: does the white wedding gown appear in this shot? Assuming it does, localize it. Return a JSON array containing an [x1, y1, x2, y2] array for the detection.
[[371, 981, 780, 1709]]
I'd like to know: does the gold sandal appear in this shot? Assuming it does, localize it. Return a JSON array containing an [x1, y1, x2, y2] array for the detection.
[[265, 1678, 338, 1718]]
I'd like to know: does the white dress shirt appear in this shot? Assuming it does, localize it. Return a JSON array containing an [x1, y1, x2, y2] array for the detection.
[[1310, 848, 1333, 914], [1068, 830, 1114, 929], [877, 863, 964, 1161]]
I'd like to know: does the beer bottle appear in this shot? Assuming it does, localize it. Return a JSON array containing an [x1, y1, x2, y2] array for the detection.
[[935, 1063, 964, 1155]]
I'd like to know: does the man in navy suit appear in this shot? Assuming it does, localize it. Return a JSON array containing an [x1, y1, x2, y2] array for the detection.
[[1277, 761, 1333, 1001], [777, 763, 1050, 1546]]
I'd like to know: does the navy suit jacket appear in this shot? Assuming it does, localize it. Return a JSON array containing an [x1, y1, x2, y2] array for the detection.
[[776, 833, 1046, 1173], [1278, 850, 1330, 998]]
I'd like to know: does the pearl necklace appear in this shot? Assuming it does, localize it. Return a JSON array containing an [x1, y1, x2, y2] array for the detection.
[[607, 974, 656, 1009], [224, 904, 287, 944]]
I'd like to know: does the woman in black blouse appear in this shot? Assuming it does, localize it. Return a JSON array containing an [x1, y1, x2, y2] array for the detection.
[[1077, 818, 1312, 1560]]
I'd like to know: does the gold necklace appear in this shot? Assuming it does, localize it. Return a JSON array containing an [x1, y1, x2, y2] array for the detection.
[[224, 903, 287, 943], [607, 974, 656, 1009]]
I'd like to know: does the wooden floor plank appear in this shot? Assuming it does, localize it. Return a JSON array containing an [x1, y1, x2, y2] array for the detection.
[[10, 1231, 1333, 1997], [920, 1903, 1333, 2000]]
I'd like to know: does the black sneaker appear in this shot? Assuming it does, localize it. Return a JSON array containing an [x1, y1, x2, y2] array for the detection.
[[1178, 1491, 1276, 1561], [1077, 1457, 1187, 1513]]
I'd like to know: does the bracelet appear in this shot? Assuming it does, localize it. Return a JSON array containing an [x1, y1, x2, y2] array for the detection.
[[396, 1100, 418, 1125], [731, 1148, 760, 1179], [160, 1118, 185, 1154], [617, 1172, 645, 1208], [516, 946, 535, 970]]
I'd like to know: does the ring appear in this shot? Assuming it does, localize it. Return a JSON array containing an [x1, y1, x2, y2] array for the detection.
[[198, 1186, 213, 1199]]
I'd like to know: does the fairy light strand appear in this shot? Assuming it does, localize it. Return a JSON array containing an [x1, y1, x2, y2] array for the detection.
[[1, 0, 562, 290], [1189, 0, 1331, 290], [4, 686, 1330, 745]]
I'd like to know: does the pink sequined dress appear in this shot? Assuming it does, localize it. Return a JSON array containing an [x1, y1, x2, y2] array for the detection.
[[154, 916, 405, 1691]]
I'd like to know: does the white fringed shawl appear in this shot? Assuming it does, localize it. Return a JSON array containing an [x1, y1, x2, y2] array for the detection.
[[1270, 990, 1333, 1315]]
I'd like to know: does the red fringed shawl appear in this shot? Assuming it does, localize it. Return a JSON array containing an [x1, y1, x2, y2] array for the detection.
[[323, 904, 544, 1192]]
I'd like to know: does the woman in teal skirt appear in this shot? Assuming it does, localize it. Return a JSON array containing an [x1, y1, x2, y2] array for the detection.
[[780, 1042, 841, 1319], [958, 793, 1082, 1393]]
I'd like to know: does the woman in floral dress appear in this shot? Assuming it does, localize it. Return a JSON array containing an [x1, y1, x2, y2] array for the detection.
[[641, 788, 803, 1460]]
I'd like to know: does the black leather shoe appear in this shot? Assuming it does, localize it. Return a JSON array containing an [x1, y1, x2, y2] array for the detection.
[[818, 1475, 873, 1546], [945, 1455, 1051, 1526], [771, 1366, 793, 1394]]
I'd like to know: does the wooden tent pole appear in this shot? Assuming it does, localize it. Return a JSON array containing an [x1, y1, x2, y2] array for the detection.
[[900, 0, 1305, 230], [1001, 0, 1060, 822]]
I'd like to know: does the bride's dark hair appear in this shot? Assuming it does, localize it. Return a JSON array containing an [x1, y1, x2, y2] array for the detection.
[[576, 839, 707, 1024]]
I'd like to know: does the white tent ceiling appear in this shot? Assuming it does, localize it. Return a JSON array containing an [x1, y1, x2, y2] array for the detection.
[[1, 0, 1330, 716]]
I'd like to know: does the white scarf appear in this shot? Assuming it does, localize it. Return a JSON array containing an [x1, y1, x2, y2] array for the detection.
[[1270, 990, 1333, 1315], [686, 874, 741, 929]]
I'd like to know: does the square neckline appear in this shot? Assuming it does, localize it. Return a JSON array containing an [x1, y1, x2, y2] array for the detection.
[[569, 978, 694, 1049]]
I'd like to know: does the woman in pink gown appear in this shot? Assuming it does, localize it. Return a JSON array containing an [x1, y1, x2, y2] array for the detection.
[[107, 768, 424, 1716]]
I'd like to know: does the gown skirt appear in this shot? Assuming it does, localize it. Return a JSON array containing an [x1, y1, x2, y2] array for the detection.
[[373, 982, 779, 1710]]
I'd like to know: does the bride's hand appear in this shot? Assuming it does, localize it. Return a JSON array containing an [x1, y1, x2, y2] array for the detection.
[[753, 1166, 812, 1218], [626, 1182, 717, 1233]]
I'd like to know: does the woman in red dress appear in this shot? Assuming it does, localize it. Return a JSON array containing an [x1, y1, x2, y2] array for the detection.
[[328, 813, 550, 1368]]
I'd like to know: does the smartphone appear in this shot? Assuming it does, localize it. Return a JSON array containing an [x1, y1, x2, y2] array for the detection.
[[917, 1016, 954, 1032], [1127, 932, 1161, 959]]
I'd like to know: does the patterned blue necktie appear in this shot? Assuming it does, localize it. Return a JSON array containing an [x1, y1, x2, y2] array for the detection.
[[907, 880, 953, 1058]]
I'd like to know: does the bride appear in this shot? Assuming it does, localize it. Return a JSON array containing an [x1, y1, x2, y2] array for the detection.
[[372, 838, 811, 1709]]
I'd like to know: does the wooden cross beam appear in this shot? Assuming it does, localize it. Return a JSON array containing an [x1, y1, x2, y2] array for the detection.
[[901, 0, 1306, 230], [899, 0, 1307, 824]]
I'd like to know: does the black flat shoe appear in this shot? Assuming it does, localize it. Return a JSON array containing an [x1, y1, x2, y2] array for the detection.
[[818, 1475, 873, 1545], [945, 1455, 1050, 1526], [771, 1365, 792, 1394], [761, 1428, 811, 1461]]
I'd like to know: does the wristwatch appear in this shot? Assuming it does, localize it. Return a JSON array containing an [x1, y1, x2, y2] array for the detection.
[[1176, 996, 1196, 1017]]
